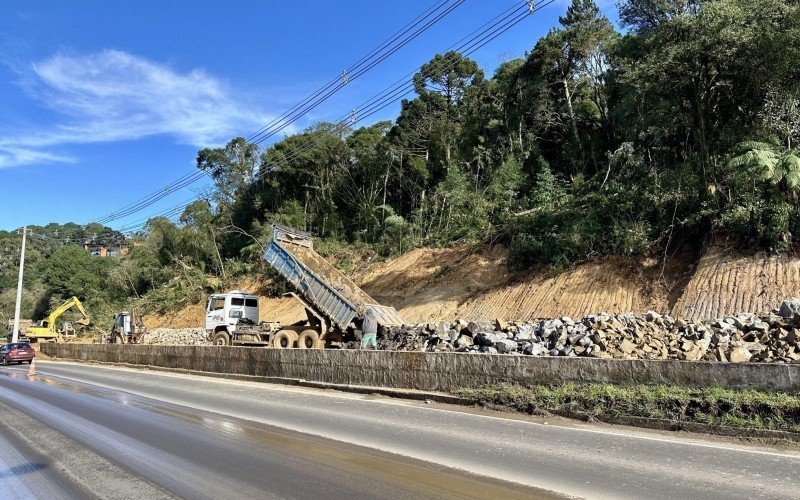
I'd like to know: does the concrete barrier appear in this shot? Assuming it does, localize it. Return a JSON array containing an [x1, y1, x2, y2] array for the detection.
[[40, 344, 800, 392]]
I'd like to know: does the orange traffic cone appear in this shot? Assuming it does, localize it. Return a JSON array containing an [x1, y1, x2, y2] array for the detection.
[[28, 359, 36, 376]]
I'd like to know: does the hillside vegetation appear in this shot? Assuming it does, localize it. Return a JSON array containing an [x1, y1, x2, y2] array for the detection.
[[3, 0, 800, 328]]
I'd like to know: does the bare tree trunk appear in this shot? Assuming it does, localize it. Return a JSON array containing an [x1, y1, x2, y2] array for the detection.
[[304, 189, 309, 232], [563, 78, 583, 165], [209, 225, 226, 280]]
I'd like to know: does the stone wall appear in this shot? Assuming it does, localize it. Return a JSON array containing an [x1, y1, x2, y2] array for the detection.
[[40, 344, 800, 392]]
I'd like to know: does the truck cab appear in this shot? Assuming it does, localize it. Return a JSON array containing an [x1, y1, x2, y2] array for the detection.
[[205, 291, 260, 343]]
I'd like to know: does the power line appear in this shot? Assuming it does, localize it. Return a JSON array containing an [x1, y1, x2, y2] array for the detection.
[[109, 0, 554, 235], [113, 195, 202, 233], [245, 0, 454, 144], [246, 0, 466, 145], [267, 1, 539, 167], [91, 170, 207, 225], [85, 0, 465, 229]]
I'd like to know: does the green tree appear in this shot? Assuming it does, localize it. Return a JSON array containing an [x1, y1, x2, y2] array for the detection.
[[43, 246, 111, 299], [197, 137, 260, 208]]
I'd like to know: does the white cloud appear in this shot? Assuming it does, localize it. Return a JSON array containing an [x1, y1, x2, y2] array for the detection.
[[0, 49, 283, 168], [0, 145, 75, 168]]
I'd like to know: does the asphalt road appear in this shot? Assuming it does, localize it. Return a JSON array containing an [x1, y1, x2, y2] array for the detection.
[[0, 361, 799, 499]]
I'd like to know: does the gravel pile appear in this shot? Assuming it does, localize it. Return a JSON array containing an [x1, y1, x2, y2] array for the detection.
[[140, 328, 210, 346], [371, 298, 800, 363]]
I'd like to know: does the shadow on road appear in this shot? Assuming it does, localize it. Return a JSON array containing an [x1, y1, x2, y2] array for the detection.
[[0, 462, 48, 479]]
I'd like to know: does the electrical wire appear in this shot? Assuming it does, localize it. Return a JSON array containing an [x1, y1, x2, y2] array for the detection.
[[86, 0, 465, 228], [267, 1, 539, 166], [247, 0, 466, 145], [105, 0, 553, 235]]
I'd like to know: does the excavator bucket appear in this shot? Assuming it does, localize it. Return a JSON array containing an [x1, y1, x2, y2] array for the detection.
[[76, 317, 91, 326]]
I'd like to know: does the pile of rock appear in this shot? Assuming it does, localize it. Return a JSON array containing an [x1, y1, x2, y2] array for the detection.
[[376, 298, 800, 363], [140, 328, 211, 346]]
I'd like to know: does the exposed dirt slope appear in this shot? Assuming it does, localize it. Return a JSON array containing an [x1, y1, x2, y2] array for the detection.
[[145, 243, 800, 328], [671, 246, 800, 319], [358, 246, 672, 323]]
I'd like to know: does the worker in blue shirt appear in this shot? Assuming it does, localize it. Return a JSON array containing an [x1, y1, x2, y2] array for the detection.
[[361, 308, 378, 350]]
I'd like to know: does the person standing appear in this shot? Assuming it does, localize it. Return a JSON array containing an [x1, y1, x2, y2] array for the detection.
[[361, 308, 378, 350]]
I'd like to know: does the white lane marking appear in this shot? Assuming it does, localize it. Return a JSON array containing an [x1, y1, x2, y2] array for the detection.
[[30, 361, 800, 459]]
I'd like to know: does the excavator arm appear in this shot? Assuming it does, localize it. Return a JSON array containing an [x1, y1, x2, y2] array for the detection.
[[73, 298, 91, 326], [28, 296, 90, 341], [47, 296, 91, 327]]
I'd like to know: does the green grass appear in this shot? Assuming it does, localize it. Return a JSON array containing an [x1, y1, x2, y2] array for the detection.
[[455, 383, 800, 433]]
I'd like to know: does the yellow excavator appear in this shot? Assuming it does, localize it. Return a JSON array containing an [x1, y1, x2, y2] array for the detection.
[[26, 296, 91, 342]]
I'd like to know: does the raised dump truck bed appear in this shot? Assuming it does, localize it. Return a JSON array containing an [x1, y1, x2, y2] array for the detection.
[[263, 225, 405, 330], [205, 225, 405, 348]]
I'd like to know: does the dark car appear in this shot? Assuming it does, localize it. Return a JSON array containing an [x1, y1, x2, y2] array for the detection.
[[0, 342, 35, 365]]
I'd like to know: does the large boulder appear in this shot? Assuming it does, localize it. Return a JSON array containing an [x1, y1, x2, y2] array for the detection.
[[778, 298, 800, 320], [495, 338, 518, 354], [463, 321, 492, 337], [515, 324, 537, 341], [522, 342, 548, 356], [474, 331, 501, 347], [729, 346, 752, 363], [455, 335, 474, 349]]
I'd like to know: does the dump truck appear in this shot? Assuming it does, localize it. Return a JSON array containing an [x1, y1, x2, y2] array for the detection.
[[6, 319, 32, 335], [26, 296, 91, 342], [206, 224, 405, 348], [5, 319, 32, 343]]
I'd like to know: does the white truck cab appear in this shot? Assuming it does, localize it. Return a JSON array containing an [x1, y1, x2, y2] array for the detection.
[[205, 291, 259, 338]]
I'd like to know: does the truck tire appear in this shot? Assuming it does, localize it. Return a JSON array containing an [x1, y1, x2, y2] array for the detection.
[[297, 329, 322, 349], [271, 330, 297, 349], [115, 334, 124, 345], [213, 331, 231, 346]]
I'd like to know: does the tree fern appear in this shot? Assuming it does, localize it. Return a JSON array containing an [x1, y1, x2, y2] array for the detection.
[[728, 142, 800, 190], [778, 153, 800, 190]]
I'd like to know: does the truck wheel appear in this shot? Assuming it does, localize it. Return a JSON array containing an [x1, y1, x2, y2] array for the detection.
[[115, 334, 124, 345], [271, 330, 297, 349], [213, 331, 231, 346], [297, 329, 322, 349]]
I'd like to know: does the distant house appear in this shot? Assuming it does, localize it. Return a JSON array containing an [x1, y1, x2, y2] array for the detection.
[[83, 244, 130, 258]]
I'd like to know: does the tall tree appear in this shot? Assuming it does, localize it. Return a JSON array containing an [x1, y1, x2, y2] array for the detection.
[[196, 137, 260, 208]]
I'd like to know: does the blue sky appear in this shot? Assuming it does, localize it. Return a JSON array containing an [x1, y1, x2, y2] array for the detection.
[[0, 0, 619, 231]]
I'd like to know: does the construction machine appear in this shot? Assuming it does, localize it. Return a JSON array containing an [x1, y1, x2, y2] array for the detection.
[[104, 310, 146, 344], [206, 224, 405, 348], [6, 319, 32, 342], [26, 296, 91, 342]]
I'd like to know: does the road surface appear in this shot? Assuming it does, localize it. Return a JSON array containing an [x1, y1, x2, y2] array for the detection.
[[0, 361, 798, 499]]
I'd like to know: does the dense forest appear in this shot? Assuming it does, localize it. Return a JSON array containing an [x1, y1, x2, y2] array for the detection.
[[3, 0, 800, 326]]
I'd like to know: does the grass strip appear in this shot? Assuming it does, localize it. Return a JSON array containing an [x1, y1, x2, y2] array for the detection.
[[455, 383, 800, 433]]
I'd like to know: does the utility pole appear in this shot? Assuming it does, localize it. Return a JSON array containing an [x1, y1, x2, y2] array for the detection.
[[12, 227, 27, 343]]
